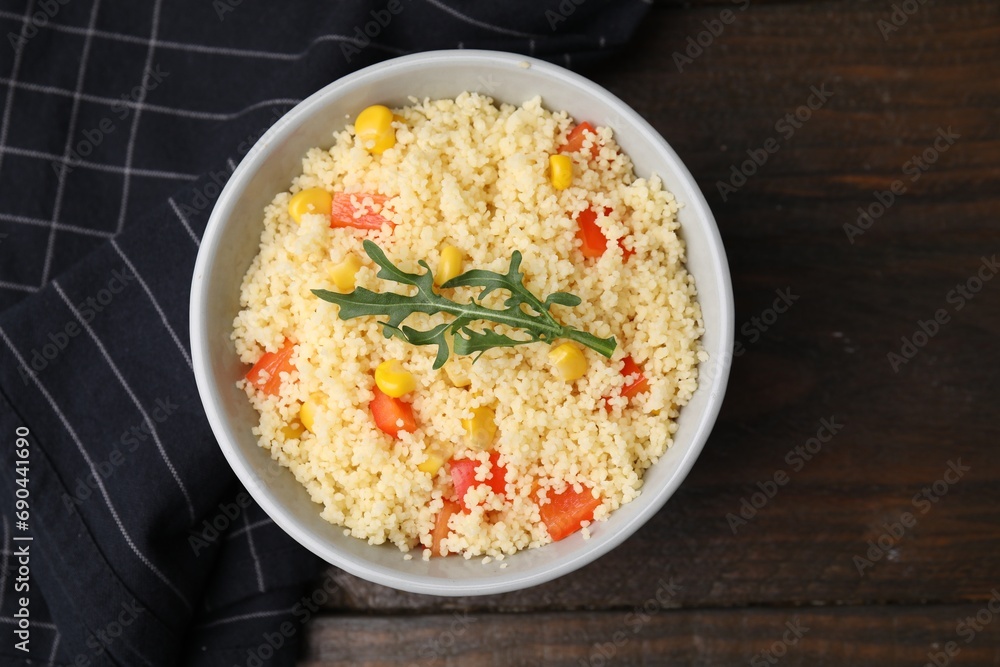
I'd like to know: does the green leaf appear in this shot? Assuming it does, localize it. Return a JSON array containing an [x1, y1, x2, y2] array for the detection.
[[398, 322, 452, 369], [453, 327, 536, 357], [545, 292, 583, 308], [312, 288, 438, 327], [312, 243, 617, 366], [363, 239, 421, 287]]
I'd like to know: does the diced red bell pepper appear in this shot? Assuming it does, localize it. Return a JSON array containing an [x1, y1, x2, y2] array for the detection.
[[370, 385, 416, 437], [575, 206, 633, 262], [429, 499, 462, 557], [330, 192, 391, 230], [619, 238, 635, 262], [245, 340, 296, 396], [575, 207, 609, 258], [620, 355, 650, 399], [558, 122, 601, 159], [604, 355, 650, 411], [449, 451, 508, 511], [539, 484, 602, 541]]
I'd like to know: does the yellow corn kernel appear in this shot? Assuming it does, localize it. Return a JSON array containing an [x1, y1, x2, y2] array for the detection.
[[435, 245, 463, 286], [329, 254, 362, 292], [298, 393, 325, 432], [549, 154, 573, 190], [355, 104, 396, 154], [375, 359, 416, 398], [462, 406, 497, 448], [281, 420, 305, 441], [418, 452, 445, 475], [548, 342, 588, 381], [288, 187, 332, 224]]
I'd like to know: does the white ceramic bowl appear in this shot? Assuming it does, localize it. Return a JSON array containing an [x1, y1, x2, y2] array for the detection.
[[190, 50, 733, 596]]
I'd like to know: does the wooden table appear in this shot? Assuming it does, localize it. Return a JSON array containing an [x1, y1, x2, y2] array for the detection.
[[300, 1, 1000, 663]]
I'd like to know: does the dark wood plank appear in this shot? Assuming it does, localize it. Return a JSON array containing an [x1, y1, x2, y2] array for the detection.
[[301, 604, 1000, 666], [603, 0, 1000, 239], [315, 0, 1000, 612]]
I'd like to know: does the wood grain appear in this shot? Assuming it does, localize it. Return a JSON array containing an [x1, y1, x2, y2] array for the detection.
[[302, 604, 1000, 666]]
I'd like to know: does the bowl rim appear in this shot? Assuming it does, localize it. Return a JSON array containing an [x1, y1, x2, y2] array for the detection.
[[190, 49, 734, 596]]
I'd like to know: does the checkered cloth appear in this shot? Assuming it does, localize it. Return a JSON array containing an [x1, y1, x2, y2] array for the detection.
[[0, 0, 650, 664]]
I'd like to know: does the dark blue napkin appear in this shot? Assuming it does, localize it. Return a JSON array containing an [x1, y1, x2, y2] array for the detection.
[[0, 1, 651, 664]]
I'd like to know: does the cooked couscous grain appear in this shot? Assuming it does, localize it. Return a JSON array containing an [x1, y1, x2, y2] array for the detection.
[[232, 93, 704, 559]]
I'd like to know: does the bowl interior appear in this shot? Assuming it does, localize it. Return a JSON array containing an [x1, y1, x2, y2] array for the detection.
[[191, 51, 733, 596]]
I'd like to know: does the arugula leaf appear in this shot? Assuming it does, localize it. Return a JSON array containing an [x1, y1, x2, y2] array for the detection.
[[397, 322, 451, 369], [452, 327, 535, 358], [312, 240, 616, 369], [545, 292, 582, 308]]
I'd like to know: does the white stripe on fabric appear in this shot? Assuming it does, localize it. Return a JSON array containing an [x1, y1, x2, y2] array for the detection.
[[48, 631, 60, 664], [0, 617, 56, 629], [0, 517, 9, 611], [242, 513, 266, 593], [0, 78, 299, 122], [0, 280, 39, 293], [3, 146, 196, 180], [198, 608, 293, 629], [116, 0, 164, 234], [227, 517, 273, 540], [0, 11, 406, 59], [110, 238, 192, 368], [142, 97, 299, 121], [0, 0, 37, 180], [422, 0, 540, 38], [168, 197, 200, 246], [41, 0, 103, 287], [156, 32, 407, 59], [0, 212, 115, 239], [0, 324, 191, 610], [52, 281, 196, 522]]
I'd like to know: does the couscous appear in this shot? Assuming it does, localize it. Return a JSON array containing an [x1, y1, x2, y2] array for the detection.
[[232, 93, 705, 559]]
